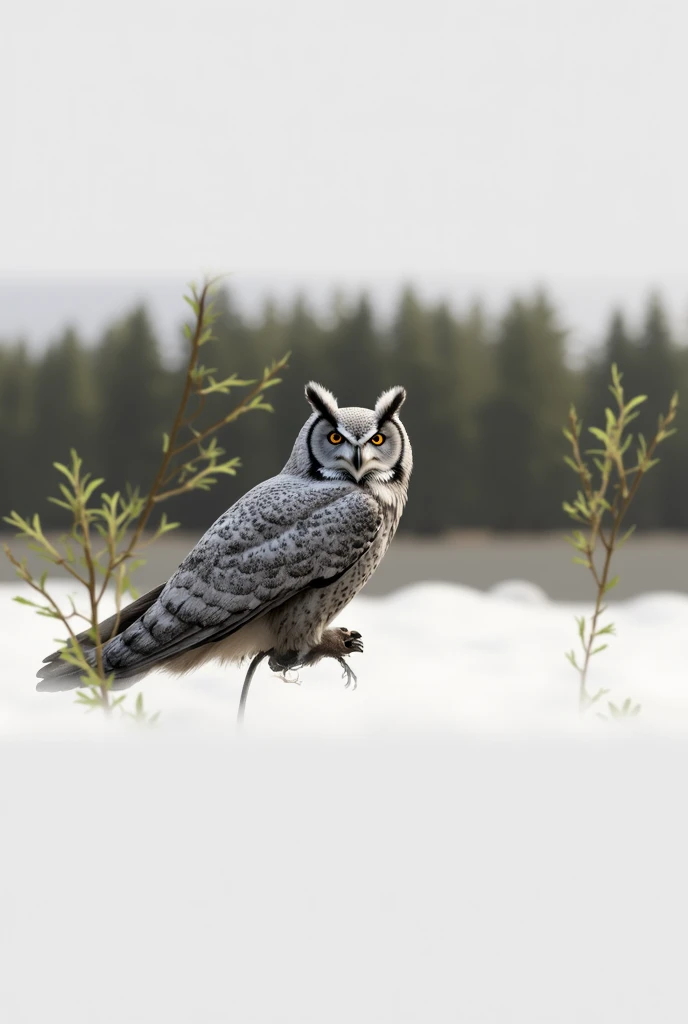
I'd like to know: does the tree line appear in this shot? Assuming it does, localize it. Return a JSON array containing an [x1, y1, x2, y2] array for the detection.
[[0, 287, 686, 535]]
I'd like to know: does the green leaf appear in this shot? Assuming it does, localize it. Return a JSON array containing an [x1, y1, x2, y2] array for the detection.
[[53, 461, 76, 484], [624, 395, 647, 413], [604, 407, 617, 428], [183, 294, 199, 316], [618, 524, 636, 548], [27, 543, 59, 563], [82, 478, 105, 503], [12, 596, 47, 609]]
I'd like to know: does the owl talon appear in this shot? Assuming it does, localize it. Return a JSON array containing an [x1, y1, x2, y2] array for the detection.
[[336, 656, 358, 691], [279, 669, 301, 686], [338, 628, 364, 654]]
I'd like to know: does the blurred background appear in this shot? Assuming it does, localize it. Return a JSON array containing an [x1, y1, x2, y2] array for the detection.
[[2, 0, 688, 599]]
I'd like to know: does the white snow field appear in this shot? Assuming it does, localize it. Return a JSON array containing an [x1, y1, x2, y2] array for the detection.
[[2, 580, 688, 1023], [1, 579, 687, 737]]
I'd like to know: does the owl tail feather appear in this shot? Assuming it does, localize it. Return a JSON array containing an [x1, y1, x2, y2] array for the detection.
[[35, 583, 165, 692]]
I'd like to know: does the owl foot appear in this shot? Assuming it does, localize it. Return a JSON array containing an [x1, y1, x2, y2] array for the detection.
[[266, 651, 303, 685], [302, 627, 364, 690], [267, 650, 299, 673]]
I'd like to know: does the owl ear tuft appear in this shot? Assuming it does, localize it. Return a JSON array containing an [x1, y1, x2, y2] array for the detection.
[[375, 386, 406, 424], [305, 382, 339, 425]]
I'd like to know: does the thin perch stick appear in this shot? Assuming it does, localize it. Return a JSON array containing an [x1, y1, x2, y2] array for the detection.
[[237, 652, 268, 727]]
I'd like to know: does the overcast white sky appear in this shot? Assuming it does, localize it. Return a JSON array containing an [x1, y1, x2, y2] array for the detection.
[[3, 0, 687, 276], [2, 0, 687, 344]]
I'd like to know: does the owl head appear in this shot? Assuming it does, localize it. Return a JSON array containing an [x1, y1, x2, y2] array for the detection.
[[283, 381, 412, 488]]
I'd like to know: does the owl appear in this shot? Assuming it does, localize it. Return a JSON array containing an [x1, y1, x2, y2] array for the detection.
[[37, 383, 412, 708]]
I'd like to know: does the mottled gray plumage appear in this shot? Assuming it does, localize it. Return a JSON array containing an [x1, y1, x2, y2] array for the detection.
[[37, 382, 412, 691]]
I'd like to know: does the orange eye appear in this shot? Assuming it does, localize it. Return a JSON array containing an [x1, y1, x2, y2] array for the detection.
[[370, 433, 385, 446], [328, 431, 343, 444]]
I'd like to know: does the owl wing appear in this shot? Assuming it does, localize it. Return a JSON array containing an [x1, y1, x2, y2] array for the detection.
[[38, 477, 381, 687]]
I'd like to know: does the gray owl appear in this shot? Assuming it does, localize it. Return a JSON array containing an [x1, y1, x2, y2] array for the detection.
[[37, 383, 412, 706]]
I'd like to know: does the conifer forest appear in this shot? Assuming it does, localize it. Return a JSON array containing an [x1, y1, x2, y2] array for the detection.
[[1, 286, 685, 535]]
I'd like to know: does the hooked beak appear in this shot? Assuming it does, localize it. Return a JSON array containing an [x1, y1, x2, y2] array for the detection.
[[352, 446, 362, 471]]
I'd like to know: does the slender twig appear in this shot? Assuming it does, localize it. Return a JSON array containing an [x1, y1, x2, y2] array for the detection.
[[4, 277, 288, 723], [2, 545, 91, 683], [77, 494, 108, 706], [563, 365, 678, 712], [108, 281, 216, 573], [168, 371, 284, 461]]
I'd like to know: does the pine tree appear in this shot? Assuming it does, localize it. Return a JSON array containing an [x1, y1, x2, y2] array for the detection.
[[584, 311, 636, 430], [388, 286, 446, 532], [424, 302, 466, 527], [94, 306, 168, 500], [198, 288, 284, 523], [1, 286, 681, 538], [430, 299, 495, 526], [634, 294, 682, 528], [478, 293, 574, 529], [0, 342, 37, 516], [32, 328, 98, 524], [276, 295, 328, 459], [328, 293, 383, 408], [251, 296, 291, 483]]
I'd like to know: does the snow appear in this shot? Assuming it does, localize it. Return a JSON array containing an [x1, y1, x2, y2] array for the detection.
[[1, 580, 687, 737], [2, 580, 688, 1021]]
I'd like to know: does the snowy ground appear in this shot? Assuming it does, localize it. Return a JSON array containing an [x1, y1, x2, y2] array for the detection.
[[2, 581, 688, 1021], [1, 579, 687, 737]]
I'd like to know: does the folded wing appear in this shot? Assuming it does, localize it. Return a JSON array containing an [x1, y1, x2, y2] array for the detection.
[[37, 477, 381, 689]]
